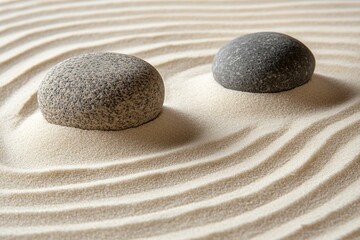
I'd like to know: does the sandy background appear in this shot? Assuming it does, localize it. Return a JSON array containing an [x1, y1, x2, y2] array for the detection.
[[0, 0, 359, 239]]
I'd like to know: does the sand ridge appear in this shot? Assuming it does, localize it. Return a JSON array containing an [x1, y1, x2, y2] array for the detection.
[[0, 0, 360, 239]]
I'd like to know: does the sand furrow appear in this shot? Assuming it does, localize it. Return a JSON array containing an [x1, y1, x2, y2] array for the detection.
[[2, 8, 360, 37], [2, 18, 360, 53], [1, 145, 359, 239], [279, 198, 360, 240], [1, 120, 359, 228], [2, 1, 359, 24], [1, 111, 359, 215], [1, 100, 359, 189]]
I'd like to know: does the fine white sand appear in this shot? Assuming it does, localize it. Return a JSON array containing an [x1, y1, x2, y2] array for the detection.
[[0, 0, 360, 239]]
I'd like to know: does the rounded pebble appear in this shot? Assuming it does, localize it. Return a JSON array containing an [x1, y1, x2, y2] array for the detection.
[[38, 52, 165, 130], [212, 32, 316, 93]]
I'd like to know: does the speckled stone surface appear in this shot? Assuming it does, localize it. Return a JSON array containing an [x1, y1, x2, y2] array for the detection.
[[212, 32, 316, 93], [38, 52, 165, 130]]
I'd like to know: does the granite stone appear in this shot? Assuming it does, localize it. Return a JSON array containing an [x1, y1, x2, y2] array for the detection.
[[38, 52, 165, 130], [212, 32, 316, 93]]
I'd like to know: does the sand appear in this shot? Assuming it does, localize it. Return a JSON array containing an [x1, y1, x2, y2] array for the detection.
[[0, 0, 359, 239]]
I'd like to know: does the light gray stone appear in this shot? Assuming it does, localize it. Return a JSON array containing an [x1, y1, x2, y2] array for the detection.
[[212, 32, 316, 93], [38, 52, 165, 130]]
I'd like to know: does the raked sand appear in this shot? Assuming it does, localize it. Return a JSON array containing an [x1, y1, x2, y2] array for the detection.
[[0, 0, 360, 239]]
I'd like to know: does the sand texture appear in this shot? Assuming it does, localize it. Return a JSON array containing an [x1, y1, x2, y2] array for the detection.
[[0, 0, 360, 239]]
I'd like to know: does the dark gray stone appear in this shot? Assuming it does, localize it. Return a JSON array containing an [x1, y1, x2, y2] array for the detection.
[[38, 52, 165, 130], [212, 32, 316, 93]]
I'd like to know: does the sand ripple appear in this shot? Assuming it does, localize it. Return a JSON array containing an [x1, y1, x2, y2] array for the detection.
[[0, 1, 359, 239]]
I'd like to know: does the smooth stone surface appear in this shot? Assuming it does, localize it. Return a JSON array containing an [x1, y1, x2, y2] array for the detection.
[[212, 32, 316, 93], [38, 52, 165, 130]]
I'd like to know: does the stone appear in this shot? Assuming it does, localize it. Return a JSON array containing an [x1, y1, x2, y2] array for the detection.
[[212, 32, 316, 93], [38, 52, 165, 130]]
